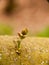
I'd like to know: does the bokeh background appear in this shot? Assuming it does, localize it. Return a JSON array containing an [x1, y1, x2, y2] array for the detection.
[[0, 0, 49, 36]]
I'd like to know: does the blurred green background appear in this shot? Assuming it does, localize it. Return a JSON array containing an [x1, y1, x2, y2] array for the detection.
[[0, 23, 49, 37], [0, 0, 49, 37], [27, 26, 49, 37], [0, 24, 12, 35]]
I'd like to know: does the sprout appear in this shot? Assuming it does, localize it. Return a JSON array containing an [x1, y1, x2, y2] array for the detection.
[[18, 28, 28, 39], [21, 28, 28, 35], [15, 29, 28, 55]]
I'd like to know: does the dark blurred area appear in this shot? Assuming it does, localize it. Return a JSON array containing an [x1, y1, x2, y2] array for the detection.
[[47, 0, 49, 2], [5, 0, 14, 15], [0, 0, 49, 35]]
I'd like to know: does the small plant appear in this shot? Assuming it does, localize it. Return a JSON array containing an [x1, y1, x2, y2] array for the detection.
[[18, 28, 28, 39], [14, 28, 28, 55]]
